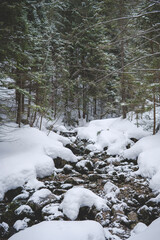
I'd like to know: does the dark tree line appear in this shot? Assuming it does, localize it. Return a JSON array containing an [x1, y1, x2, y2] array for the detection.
[[0, 0, 160, 132]]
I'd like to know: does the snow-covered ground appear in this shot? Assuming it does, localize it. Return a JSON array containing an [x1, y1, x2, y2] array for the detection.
[[8, 220, 106, 240], [76, 117, 149, 155], [0, 110, 160, 240], [0, 124, 77, 200]]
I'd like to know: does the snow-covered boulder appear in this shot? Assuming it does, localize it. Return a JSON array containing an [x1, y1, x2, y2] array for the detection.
[[28, 189, 56, 210], [9, 220, 106, 240], [123, 133, 160, 192], [60, 186, 108, 220]]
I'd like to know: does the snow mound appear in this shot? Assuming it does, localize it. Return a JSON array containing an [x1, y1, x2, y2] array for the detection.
[[76, 118, 148, 155], [124, 133, 160, 192], [60, 186, 108, 220], [9, 220, 106, 240], [128, 217, 160, 240], [0, 125, 77, 200]]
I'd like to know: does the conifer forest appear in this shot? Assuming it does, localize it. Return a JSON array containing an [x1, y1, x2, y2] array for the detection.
[[0, 0, 160, 129], [0, 1, 160, 240]]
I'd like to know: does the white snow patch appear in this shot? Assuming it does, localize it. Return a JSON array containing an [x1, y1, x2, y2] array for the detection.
[[9, 220, 106, 240]]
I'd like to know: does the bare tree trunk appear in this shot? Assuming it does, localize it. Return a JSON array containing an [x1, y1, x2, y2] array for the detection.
[[153, 93, 156, 135]]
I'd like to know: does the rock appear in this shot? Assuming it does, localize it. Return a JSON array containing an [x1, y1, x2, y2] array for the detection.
[[75, 160, 93, 174], [4, 187, 23, 202], [54, 157, 68, 169], [88, 174, 103, 182], [63, 164, 73, 174], [64, 177, 84, 185], [28, 189, 57, 211], [42, 203, 63, 220], [95, 161, 106, 169], [53, 189, 66, 195], [77, 206, 97, 220], [14, 205, 34, 219], [127, 211, 138, 228], [1, 201, 20, 225], [137, 205, 153, 225], [0, 222, 9, 238], [65, 144, 83, 155]]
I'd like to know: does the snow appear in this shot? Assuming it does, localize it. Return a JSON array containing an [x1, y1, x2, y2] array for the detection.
[[124, 133, 160, 192], [15, 205, 33, 216], [28, 189, 55, 205], [76, 118, 148, 155], [60, 186, 108, 220], [0, 125, 77, 200], [9, 220, 106, 240], [128, 217, 160, 240], [13, 218, 30, 231], [42, 203, 63, 220], [130, 222, 147, 237], [0, 222, 9, 232], [104, 181, 120, 202]]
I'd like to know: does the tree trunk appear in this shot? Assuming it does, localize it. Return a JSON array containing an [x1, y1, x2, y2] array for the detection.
[[153, 93, 156, 135]]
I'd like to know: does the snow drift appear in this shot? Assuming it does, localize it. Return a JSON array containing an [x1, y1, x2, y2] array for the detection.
[[0, 125, 77, 200], [8, 220, 106, 240]]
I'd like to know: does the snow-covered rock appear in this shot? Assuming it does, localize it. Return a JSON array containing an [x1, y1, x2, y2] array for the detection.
[[42, 203, 63, 220], [9, 220, 106, 240], [60, 186, 108, 220], [28, 189, 56, 209], [76, 118, 148, 155], [0, 125, 77, 200], [14, 205, 33, 216], [13, 218, 30, 231], [124, 133, 160, 192]]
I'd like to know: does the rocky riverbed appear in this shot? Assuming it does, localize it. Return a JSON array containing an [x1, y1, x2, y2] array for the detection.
[[0, 131, 160, 240]]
